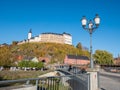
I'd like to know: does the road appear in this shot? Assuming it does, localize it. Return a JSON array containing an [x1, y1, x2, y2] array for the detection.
[[99, 71, 120, 90]]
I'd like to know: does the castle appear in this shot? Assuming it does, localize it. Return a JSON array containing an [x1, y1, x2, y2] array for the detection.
[[18, 29, 72, 45]]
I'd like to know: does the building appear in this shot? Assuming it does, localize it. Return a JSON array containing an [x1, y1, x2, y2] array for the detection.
[[64, 55, 90, 65], [0, 43, 9, 47], [114, 57, 120, 65], [18, 29, 72, 45]]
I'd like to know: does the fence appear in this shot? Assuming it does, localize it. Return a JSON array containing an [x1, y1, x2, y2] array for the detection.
[[0, 73, 90, 90], [58, 69, 90, 90]]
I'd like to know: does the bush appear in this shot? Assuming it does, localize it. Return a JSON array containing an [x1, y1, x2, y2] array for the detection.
[[18, 60, 44, 69]]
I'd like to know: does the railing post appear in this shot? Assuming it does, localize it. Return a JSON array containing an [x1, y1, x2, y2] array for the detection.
[[36, 80, 39, 90], [97, 72, 100, 89], [26, 80, 30, 85], [87, 68, 99, 90], [87, 74, 90, 90]]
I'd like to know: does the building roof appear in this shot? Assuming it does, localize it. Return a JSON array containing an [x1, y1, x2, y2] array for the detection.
[[63, 32, 71, 36], [41, 32, 71, 36], [114, 57, 120, 60], [31, 37, 35, 39], [29, 29, 32, 33], [41, 32, 62, 35], [67, 55, 89, 60]]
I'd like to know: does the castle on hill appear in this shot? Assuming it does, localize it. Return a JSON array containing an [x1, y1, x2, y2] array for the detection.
[[18, 29, 72, 45]]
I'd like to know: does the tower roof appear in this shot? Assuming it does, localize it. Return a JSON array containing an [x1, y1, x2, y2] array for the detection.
[[29, 29, 32, 33]]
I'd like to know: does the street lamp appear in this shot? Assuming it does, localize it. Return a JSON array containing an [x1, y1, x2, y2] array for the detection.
[[81, 14, 100, 69]]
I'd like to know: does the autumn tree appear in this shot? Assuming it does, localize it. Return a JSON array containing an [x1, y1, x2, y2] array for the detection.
[[0, 42, 91, 66], [0, 46, 14, 66], [93, 50, 113, 65], [12, 41, 18, 46]]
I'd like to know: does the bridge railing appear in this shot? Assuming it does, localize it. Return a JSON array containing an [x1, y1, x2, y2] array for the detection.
[[56, 66, 99, 90], [0, 75, 80, 90], [56, 69, 90, 90]]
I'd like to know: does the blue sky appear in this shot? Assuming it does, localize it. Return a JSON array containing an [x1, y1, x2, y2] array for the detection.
[[0, 0, 120, 57]]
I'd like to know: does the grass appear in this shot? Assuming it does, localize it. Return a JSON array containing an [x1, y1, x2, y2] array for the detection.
[[0, 70, 52, 81], [0, 70, 71, 90]]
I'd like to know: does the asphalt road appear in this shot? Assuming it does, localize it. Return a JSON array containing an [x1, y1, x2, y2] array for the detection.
[[99, 71, 120, 90]]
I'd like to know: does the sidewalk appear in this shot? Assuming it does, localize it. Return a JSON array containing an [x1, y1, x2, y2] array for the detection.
[[99, 70, 120, 77], [99, 70, 120, 90]]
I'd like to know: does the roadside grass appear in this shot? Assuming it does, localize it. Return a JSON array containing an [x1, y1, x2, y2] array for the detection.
[[0, 70, 52, 81]]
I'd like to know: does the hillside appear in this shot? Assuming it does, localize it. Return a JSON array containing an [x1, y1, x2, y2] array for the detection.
[[0, 42, 89, 66]]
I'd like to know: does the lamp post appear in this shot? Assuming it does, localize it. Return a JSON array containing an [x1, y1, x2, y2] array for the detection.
[[81, 14, 100, 69]]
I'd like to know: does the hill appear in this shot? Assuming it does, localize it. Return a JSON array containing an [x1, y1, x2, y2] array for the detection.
[[0, 42, 89, 66]]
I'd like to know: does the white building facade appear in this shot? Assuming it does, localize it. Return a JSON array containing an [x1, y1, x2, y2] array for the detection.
[[18, 30, 72, 45]]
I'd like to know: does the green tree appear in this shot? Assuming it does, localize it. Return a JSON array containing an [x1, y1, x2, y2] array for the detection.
[[18, 60, 29, 67], [18, 60, 44, 69], [76, 42, 82, 50], [36, 62, 44, 68], [93, 50, 113, 65], [29, 61, 36, 68]]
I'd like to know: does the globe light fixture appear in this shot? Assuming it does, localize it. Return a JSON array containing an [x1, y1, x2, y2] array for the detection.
[[81, 14, 100, 69]]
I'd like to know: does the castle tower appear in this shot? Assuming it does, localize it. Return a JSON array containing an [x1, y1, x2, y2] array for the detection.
[[28, 29, 32, 40]]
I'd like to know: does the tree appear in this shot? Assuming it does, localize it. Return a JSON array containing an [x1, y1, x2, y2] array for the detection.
[[36, 62, 44, 69], [12, 41, 18, 46], [76, 42, 82, 50], [0, 46, 14, 66], [18, 60, 44, 69], [0, 42, 91, 66], [93, 50, 113, 65], [18, 60, 29, 67]]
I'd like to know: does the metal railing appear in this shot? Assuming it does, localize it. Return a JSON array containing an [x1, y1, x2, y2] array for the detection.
[[0, 71, 90, 90], [57, 69, 90, 90]]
